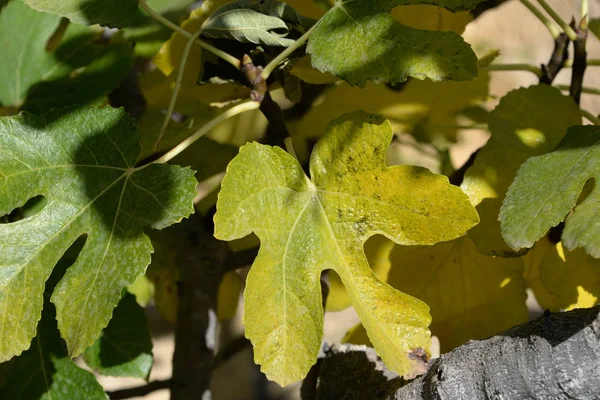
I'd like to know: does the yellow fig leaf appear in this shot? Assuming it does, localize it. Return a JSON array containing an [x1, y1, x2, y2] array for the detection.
[[217, 271, 243, 320], [540, 242, 600, 311], [387, 236, 528, 351], [342, 323, 370, 346], [522, 237, 562, 311], [295, 72, 489, 145], [461, 85, 581, 256], [214, 111, 479, 385], [326, 235, 395, 311]]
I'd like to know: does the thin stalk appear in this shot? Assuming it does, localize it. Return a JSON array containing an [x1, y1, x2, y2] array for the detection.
[[154, 101, 260, 164], [483, 63, 543, 77], [556, 85, 600, 96], [581, 109, 600, 125], [536, 0, 578, 40], [582, 0, 589, 22], [284, 137, 299, 161], [260, 23, 317, 81], [520, 0, 561, 38], [588, 59, 600, 66], [154, 26, 205, 148], [139, 0, 240, 69]]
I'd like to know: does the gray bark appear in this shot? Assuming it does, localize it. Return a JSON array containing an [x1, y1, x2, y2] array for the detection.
[[302, 306, 600, 400]]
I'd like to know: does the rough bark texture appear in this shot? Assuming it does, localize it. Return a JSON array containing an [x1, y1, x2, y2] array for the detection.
[[171, 215, 228, 400], [303, 306, 600, 400]]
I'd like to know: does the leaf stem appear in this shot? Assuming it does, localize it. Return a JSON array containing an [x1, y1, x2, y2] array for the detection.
[[483, 63, 543, 76], [260, 23, 317, 81], [520, 0, 561, 38], [580, 109, 600, 125], [155, 26, 205, 149], [138, 0, 240, 69], [536, 0, 578, 40], [153, 101, 260, 164], [556, 84, 600, 96], [582, 0, 589, 22]]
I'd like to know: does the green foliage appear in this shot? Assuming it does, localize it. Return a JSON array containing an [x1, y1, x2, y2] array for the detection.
[[0, 1, 133, 112], [460, 85, 581, 256], [0, 107, 197, 362], [202, 0, 313, 46], [83, 293, 153, 379], [500, 126, 600, 258], [307, 0, 482, 86], [21, 0, 143, 28], [214, 111, 478, 384], [0, 0, 598, 395]]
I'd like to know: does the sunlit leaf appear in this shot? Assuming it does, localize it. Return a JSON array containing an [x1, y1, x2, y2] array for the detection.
[[387, 236, 527, 351], [0, 107, 197, 361], [500, 126, 600, 258], [214, 111, 479, 385], [295, 72, 489, 146], [326, 235, 395, 312], [306, 0, 484, 86], [461, 85, 581, 256], [83, 293, 153, 379], [0, 240, 107, 399], [539, 242, 600, 311]]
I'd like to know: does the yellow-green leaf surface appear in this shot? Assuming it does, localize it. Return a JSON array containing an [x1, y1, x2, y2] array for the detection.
[[306, 0, 483, 86], [460, 85, 581, 256], [540, 242, 600, 311], [500, 126, 600, 258], [387, 236, 527, 351], [214, 111, 479, 385], [0, 107, 197, 361], [326, 235, 395, 311], [294, 72, 488, 146]]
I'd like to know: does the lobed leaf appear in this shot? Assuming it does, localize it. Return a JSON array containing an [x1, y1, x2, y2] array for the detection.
[[500, 126, 600, 258], [0, 107, 197, 362], [306, 0, 484, 86], [461, 85, 581, 256], [0, 239, 107, 399], [214, 111, 479, 385]]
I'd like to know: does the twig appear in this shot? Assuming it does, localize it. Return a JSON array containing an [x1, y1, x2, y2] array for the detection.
[[260, 91, 290, 148], [107, 379, 171, 400], [260, 23, 317, 81], [540, 33, 570, 84], [581, 109, 600, 125], [155, 26, 205, 148], [153, 101, 260, 164], [138, 0, 240, 69], [520, 0, 561, 38], [536, 0, 578, 40], [556, 84, 600, 96], [211, 336, 252, 370], [483, 63, 543, 76], [570, 19, 588, 104]]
